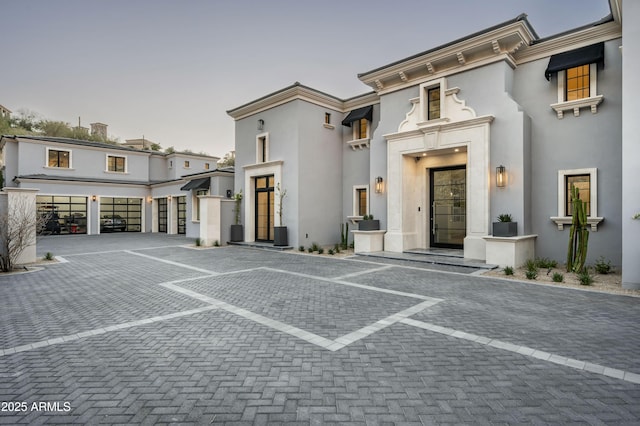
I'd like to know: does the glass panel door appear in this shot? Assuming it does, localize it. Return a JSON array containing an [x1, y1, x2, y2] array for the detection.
[[177, 196, 186, 234], [158, 198, 167, 233], [255, 176, 274, 242], [430, 166, 466, 248]]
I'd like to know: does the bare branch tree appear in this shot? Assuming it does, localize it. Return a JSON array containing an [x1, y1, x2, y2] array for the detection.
[[0, 193, 42, 272]]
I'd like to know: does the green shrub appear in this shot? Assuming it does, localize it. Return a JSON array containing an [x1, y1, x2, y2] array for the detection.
[[497, 213, 512, 222], [552, 272, 564, 282], [525, 259, 537, 272], [525, 270, 538, 280], [214, 240, 220, 247], [503, 266, 514, 276], [334, 244, 341, 253], [311, 242, 320, 252], [594, 256, 612, 274], [195, 238, 201, 247], [328, 249, 335, 255], [307, 247, 313, 253], [535, 257, 558, 269], [299, 245, 305, 252], [318, 248, 324, 255], [44, 252, 54, 261], [578, 268, 594, 286]]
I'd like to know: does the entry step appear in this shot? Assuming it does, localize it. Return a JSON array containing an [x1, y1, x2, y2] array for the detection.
[[358, 250, 497, 270]]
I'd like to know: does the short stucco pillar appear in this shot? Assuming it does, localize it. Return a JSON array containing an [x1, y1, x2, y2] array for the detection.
[[352, 230, 386, 253], [483, 235, 537, 268], [199, 195, 223, 246], [0, 188, 39, 266]]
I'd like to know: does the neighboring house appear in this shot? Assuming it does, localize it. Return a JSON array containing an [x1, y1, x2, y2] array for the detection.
[[0, 135, 232, 240], [228, 0, 640, 288]]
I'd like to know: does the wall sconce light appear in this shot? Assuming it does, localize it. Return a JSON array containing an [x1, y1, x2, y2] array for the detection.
[[496, 165, 506, 188], [91, 195, 97, 202], [147, 196, 152, 203], [258, 119, 264, 131], [375, 176, 384, 193], [167, 195, 172, 201]]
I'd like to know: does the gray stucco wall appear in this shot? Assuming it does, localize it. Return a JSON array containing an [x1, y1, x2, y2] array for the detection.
[[622, 1, 640, 288], [2, 141, 19, 187], [512, 38, 623, 266], [17, 141, 151, 182], [297, 100, 343, 247]]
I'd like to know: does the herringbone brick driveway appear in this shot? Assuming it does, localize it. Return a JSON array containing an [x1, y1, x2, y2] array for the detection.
[[1, 234, 639, 424]]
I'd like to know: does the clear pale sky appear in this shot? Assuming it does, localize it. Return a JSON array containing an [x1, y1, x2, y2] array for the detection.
[[3, 0, 611, 157]]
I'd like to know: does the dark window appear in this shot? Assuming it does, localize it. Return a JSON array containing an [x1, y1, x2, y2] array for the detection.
[[325, 112, 331, 124], [428, 86, 441, 120], [356, 188, 367, 216], [258, 136, 267, 162], [205, 163, 210, 170], [184, 160, 190, 168], [566, 174, 591, 216], [48, 150, 70, 168], [566, 64, 590, 101], [194, 189, 208, 221], [107, 155, 125, 172]]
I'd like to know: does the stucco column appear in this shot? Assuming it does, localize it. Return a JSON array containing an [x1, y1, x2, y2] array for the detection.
[[199, 195, 223, 246], [0, 187, 39, 266]]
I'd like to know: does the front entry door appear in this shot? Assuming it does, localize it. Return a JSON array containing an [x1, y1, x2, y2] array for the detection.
[[430, 166, 466, 249], [255, 176, 275, 242]]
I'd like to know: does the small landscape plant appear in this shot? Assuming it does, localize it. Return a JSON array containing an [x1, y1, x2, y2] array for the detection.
[[195, 238, 202, 247], [594, 256, 612, 274], [311, 242, 320, 252], [334, 244, 341, 254], [525, 259, 537, 273], [578, 268, 594, 286], [497, 214, 513, 222], [318, 247, 324, 255], [503, 266, 514, 276], [535, 257, 558, 269], [525, 269, 538, 280], [299, 245, 305, 252], [328, 249, 335, 255], [44, 252, 54, 261], [214, 240, 220, 247], [307, 247, 313, 253], [552, 272, 564, 282]]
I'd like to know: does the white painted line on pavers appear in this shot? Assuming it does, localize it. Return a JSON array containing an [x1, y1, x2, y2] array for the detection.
[[400, 318, 640, 385], [0, 305, 218, 358], [333, 265, 394, 280], [124, 250, 220, 275], [160, 280, 442, 352]]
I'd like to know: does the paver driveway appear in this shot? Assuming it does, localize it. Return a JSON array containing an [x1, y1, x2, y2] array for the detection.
[[1, 234, 639, 424]]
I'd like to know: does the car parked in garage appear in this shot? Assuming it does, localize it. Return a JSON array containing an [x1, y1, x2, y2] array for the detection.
[[100, 215, 127, 232]]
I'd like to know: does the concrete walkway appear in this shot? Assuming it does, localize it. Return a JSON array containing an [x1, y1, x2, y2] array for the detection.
[[0, 233, 638, 424]]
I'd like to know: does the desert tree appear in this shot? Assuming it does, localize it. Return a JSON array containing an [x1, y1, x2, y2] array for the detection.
[[0, 192, 43, 272]]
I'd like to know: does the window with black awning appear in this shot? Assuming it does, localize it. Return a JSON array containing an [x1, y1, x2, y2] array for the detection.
[[545, 42, 604, 81], [180, 177, 210, 191], [341, 105, 373, 127]]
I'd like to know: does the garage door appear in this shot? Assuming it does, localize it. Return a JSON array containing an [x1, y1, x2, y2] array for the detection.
[[36, 195, 87, 235], [100, 197, 142, 232]]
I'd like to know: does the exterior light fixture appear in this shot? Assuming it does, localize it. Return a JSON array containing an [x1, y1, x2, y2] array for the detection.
[[375, 176, 384, 194], [167, 195, 172, 201], [91, 195, 97, 202], [496, 165, 506, 187], [258, 119, 264, 130], [147, 196, 152, 203]]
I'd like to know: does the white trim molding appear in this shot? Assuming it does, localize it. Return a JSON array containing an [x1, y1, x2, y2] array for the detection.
[[551, 167, 604, 231], [551, 64, 603, 118]]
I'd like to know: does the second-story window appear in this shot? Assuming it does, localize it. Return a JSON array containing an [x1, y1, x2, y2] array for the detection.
[[427, 86, 441, 120], [205, 163, 210, 170], [355, 118, 368, 140], [107, 155, 126, 173], [47, 148, 71, 168], [325, 112, 331, 124], [184, 160, 190, 168]]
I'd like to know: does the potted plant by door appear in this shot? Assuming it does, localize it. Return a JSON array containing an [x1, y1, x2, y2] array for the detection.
[[230, 190, 243, 242], [359, 214, 380, 231], [274, 183, 288, 246], [492, 213, 517, 237]]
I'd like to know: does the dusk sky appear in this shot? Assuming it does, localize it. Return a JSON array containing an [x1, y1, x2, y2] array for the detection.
[[4, 0, 611, 158]]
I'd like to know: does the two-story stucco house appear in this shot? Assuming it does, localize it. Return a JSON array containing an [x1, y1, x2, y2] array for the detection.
[[0, 135, 233, 240], [228, 0, 639, 288]]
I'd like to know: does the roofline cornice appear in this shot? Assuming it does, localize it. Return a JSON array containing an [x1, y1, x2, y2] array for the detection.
[[358, 20, 535, 93], [514, 20, 621, 65]]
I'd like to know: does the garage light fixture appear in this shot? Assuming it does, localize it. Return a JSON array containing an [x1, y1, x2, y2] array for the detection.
[[496, 165, 506, 188], [92, 195, 97, 202]]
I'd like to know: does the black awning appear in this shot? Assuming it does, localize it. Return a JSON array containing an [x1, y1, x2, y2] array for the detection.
[[341, 105, 373, 127], [545, 42, 604, 81], [180, 177, 210, 191]]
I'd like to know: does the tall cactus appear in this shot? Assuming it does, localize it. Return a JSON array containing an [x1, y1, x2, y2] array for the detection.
[[566, 184, 589, 272], [340, 222, 349, 250]]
